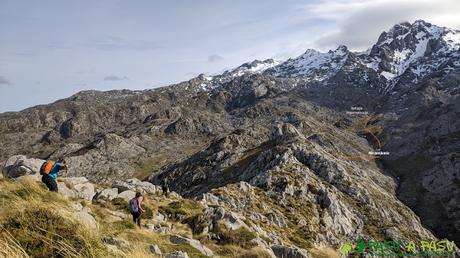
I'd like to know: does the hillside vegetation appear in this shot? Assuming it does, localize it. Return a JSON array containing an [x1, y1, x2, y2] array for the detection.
[[0, 177, 340, 258]]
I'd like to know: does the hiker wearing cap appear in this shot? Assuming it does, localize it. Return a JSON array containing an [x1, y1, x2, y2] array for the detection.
[[40, 158, 67, 192]]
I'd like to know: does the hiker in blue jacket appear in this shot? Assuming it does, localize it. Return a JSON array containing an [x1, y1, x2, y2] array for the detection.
[[40, 158, 67, 192]]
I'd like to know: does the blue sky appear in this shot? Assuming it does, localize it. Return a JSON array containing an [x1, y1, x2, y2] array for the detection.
[[1, 0, 459, 112]]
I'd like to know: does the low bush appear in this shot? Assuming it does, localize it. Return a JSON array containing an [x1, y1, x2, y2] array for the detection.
[[215, 223, 257, 249], [238, 247, 273, 258], [159, 201, 188, 219], [1, 207, 106, 258], [142, 205, 154, 219], [111, 197, 128, 210], [112, 219, 136, 230]]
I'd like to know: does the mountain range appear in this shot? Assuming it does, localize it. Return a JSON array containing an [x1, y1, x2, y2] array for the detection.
[[1, 20, 459, 251]]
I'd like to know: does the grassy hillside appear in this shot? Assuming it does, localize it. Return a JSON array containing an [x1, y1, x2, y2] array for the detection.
[[0, 178, 279, 258]]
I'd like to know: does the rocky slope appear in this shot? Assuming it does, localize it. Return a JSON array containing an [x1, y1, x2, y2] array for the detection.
[[1, 19, 460, 251], [1, 157, 341, 258]]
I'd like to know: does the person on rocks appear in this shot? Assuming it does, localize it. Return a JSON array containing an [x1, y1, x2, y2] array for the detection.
[[162, 177, 170, 197], [129, 192, 145, 227], [40, 158, 67, 192]]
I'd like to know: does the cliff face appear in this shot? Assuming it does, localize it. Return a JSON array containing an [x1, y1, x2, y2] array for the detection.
[[1, 20, 460, 247]]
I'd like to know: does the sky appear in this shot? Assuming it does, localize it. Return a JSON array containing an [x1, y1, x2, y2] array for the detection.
[[1, 0, 460, 112]]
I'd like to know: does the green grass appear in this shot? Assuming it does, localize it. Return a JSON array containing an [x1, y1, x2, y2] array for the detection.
[[215, 223, 257, 249], [159, 200, 203, 221], [111, 197, 128, 210], [1, 207, 107, 258], [135, 155, 166, 180]]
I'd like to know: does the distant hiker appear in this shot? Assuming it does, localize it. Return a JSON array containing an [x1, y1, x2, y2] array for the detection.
[[129, 192, 145, 227], [162, 177, 169, 197], [40, 158, 67, 192]]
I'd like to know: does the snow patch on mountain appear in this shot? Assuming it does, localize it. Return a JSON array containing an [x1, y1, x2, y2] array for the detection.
[[265, 46, 349, 81], [443, 30, 460, 50]]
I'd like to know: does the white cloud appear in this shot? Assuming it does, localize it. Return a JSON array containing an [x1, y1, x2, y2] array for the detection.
[[302, 0, 460, 50], [103, 75, 129, 81]]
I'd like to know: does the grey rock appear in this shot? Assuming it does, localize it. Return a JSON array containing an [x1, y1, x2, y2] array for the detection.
[[103, 236, 129, 248], [165, 251, 190, 258], [97, 188, 119, 200], [117, 190, 136, 202], [57, 177, 96, 201], [271, 245, 311, 258], [149, 244, 162, 255], [3, 155, 45, 178], [266, 212, 288, 228], [74, 211, 98, 229], [317, 189, 332, 209], [169, 235, 214, 257], [271, 123, 304, 143], [107, 210, 128, 219], [146, 223, 171, 234], [70, 202, 83, 211], [112, 178, 161, 195], [384, 227, 403, 241]]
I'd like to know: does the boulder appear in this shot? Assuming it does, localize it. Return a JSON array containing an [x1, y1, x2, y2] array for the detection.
[[102, 236, 129, 248], [266, 212, 288, 228], [57, 177, 96, 201], [147, 223, 172, 234], [317, 189, 332, 209], [61, 177, 90, 185], [70, 202, 84, 211], [155, 212, 166, 222], [107, 210, 128, 219], [3, 155, 45, 178], [112, 178, 161, 195], [384, 227, 403, 240], [97, 188, 119, 200], [271, 245, 311, 258], [222, 212, 246, 230], [149, 244, 162, 256], [271, 123, 304, 143], [169, 235, 214, 257], [117, 190, 136, 202], [74, 211, 98, 229], [73, 183, 96, 200], [165, 251, 190, 258]]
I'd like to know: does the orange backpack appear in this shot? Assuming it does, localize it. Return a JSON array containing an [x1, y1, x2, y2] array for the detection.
[[40, 161, 56, 175]]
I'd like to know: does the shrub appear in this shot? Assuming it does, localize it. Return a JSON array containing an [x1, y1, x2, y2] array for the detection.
[[159, 201, 188, 219], [0, 231, 29, 258], [238, 247, 273, 258], [12, 188, 30, 199], [1, 207, 106, 258], [142, 205, 154, 219], [112, 219, 136, 230], [215, 223, 257, 249], [186, 214, 210, 235], [111, 197, 128, 210]]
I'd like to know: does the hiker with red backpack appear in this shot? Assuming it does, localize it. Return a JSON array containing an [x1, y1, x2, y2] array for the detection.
[[129, 192, 145, 227], [40, 158, 67, 192]]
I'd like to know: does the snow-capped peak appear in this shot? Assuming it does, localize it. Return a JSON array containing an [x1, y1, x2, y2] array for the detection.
[[367, 20, 460, 85], [194, 20, 460, 93], [264, 45, 349, 80], [194, 59, 280, 91], [221, 59, 280, 78]]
